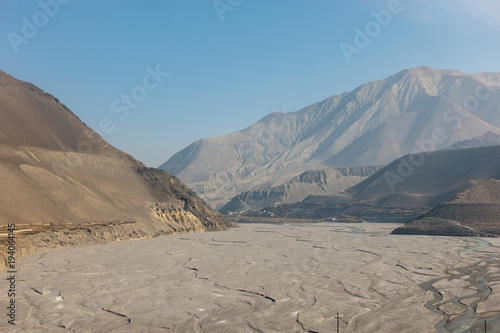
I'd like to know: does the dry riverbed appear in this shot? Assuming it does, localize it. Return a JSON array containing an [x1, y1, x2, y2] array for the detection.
[[1, 223, 500, 332]]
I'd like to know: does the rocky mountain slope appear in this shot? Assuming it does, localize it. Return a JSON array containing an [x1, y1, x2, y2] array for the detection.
[[0, 70, 234, 270], [392, 179, 500, 236], [347, 145, 500, 208], [248, 145, 500, 225], [446, 131, 500, 150], [160, 67, 500, 208], [219, 165, 383, 213]]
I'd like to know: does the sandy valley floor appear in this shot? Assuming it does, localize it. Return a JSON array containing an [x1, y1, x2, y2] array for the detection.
[[2, 223, 500, 333]]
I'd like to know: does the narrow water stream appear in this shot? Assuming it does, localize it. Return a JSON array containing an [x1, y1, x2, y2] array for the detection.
[[348, 226, 361, 234], [420, 238, 500, 333]]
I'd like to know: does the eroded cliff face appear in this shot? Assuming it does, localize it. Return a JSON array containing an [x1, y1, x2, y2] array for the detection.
[[0, 70, 235, 271], [1, 204, 234, 271], [219, 166, 384, 213]]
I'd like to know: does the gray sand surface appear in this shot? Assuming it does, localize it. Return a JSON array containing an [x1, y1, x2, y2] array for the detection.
[[2, 223, 500, 332]]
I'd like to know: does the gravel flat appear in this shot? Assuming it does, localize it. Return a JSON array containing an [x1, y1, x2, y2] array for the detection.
[[2, 223, 500, 332]]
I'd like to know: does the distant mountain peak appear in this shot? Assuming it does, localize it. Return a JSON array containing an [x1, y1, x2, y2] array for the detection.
[[160, 67, 500, 208]]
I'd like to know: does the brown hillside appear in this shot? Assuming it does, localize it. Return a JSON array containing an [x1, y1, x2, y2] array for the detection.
[[0, 70, 234, 270]]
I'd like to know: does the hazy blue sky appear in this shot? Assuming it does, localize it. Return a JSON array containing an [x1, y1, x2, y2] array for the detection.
[[1, 0, 500, 166]]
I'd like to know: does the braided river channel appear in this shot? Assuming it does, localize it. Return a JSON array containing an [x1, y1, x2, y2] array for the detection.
[[420, 238, 500, 332]]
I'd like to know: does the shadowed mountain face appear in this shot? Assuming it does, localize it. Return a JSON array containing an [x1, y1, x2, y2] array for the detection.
[[160, 67, 500, 208], [392, 179, 500, 237], [347, 145, 500, 208], [0, 70, 233, 268], [239, 145, 500, 226]]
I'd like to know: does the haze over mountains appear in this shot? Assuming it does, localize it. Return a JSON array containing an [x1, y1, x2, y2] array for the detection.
[[347, 145, 500, 209], [160, 67, 500, 209], [219, 165, 383, 213], [0, 70, 233, 268], [245, 145, 500, 236], [446, 131, 500, 150]]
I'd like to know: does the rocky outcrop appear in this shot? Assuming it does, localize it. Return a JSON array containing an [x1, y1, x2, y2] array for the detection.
[[219, 166, 383, 213]]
